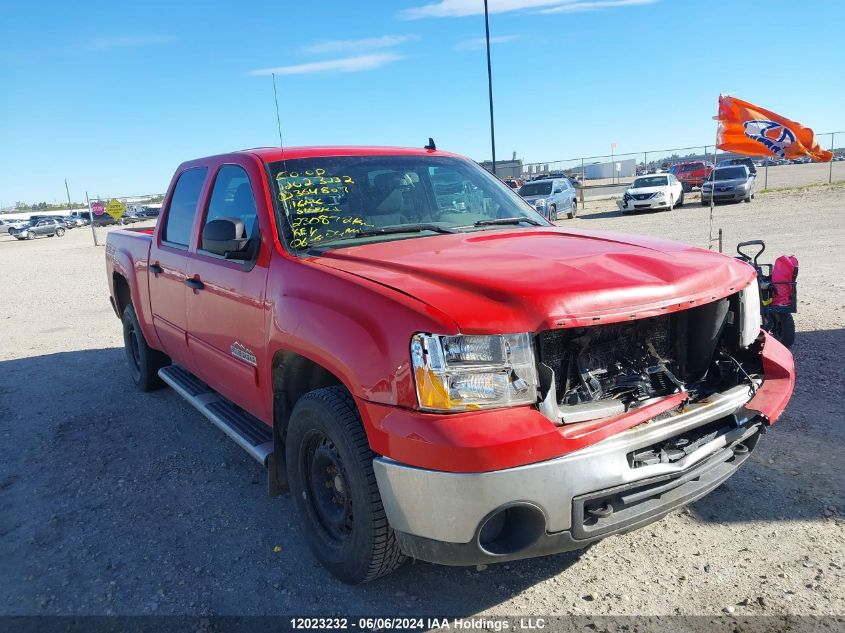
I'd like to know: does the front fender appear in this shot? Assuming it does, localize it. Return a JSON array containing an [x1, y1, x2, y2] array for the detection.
[[265, 255, 458, 408]]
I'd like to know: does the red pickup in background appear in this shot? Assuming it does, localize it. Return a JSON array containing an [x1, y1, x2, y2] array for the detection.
[[670, 161, 714, 191]]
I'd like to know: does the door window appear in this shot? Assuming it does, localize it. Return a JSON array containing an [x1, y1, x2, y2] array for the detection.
[[201, 165, 259, 246], [162, 168, 207, 247]]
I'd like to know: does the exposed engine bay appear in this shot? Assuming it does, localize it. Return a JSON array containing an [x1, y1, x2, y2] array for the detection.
[[536, 293, 762, 424]]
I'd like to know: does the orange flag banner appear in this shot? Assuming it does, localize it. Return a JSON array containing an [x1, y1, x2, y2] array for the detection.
[[717, 95, 833, 162]]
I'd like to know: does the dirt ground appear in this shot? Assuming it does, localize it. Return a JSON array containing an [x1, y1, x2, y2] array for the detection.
[[1, 185, 843, 618]]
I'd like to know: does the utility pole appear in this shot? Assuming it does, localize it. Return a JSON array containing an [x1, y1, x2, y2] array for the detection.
[[483, 0, 497, 175], [64, 179, 73, 212]]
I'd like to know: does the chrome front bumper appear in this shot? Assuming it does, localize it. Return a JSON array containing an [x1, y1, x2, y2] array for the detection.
[[373, 384, 759, 560]]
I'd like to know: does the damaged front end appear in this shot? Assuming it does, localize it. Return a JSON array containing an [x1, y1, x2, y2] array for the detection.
[[536, 282, 770, 428]]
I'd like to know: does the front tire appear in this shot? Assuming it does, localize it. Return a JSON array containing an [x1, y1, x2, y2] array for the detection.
[[26, 232, 35, 240], [286, 386, 405, 584], [122, 304, 169, 391]]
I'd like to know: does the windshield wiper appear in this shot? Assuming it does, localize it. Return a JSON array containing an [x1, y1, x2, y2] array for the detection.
[[352, 224, 458, 238], [472, 217, 543, 227]]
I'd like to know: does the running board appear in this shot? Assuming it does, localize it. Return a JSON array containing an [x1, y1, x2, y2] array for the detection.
[[158, 365, 273, 465]]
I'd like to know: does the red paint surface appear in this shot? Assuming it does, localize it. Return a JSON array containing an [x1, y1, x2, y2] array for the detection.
[[747, 331, 796, 424], [105, 146, 795, 473]]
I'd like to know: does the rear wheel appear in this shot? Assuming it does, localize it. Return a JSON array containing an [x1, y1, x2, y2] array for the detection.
[[56, 227, 65, 237], [567, 200, 577, 219], [548, 204, 557, 221], [676, 189, 685, 207], [769, 313, 796, 348], [122, 304, 169, 391], [286, 386, 405, 584]]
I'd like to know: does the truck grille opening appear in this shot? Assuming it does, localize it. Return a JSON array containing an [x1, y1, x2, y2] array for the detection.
[[536, 295, 757, 415], [538, 314, 678, 407]]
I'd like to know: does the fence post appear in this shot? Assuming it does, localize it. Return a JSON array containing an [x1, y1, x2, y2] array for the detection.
[[830, 132, 835, 185], [644, 151, 648, 173], [85, 192, 99, 246]]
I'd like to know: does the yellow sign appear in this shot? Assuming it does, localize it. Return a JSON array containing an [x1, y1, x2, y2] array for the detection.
[[106, 198, 126, 220]]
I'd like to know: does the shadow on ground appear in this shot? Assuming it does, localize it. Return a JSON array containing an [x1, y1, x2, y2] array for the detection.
[[1, 328, 841, 615]]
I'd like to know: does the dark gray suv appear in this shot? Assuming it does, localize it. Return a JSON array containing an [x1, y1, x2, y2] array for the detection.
[[11, 219, 66, 240]]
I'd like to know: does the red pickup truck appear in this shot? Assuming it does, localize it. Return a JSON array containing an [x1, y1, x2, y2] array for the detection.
[[106, 145, 795, 583], [670, 161, 714, 192]]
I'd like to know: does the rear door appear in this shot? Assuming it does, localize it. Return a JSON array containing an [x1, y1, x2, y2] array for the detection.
[[185, 161, 270, 419], [148, 167, 208, 366]]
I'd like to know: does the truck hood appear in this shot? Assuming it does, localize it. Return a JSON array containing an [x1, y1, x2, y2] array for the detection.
[[311, 227, 755, 333]]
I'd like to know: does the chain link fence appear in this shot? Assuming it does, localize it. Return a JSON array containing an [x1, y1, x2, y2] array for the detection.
[[516, 131, 844, 201]]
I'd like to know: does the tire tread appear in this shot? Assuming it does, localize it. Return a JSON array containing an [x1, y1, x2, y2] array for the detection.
[[293, 386, 405, 583]]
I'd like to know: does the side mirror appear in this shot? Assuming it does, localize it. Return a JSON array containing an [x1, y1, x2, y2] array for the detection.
[[202, 218, 252, 259]]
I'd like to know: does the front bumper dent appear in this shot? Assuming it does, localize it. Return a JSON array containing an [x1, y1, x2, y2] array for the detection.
[[618, 198, 669, 211], [390, 420, 762, 566], [374, 383, 765, 565]]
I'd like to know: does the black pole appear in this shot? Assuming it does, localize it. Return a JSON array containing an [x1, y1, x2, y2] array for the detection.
[[484, 0, 496, 175]]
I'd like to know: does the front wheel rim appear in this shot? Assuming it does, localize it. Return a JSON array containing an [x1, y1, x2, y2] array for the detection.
[[302, 432, 354, 544]]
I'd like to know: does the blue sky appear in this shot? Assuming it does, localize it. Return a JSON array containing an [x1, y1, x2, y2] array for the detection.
[[1, 0, 843, 204]]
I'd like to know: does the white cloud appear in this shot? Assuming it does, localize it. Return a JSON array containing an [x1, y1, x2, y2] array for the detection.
[[454, 34, 521, 50], [539, 0, 657, 13], [87, 35, 176, 51], [303, 35, 418, 54], [248, 53, 405, 76], [400, 0, 572, 19], [399, 0, 656, 19]]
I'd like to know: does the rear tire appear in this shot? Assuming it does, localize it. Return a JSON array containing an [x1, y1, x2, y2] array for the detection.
[[286, 386, 405, 584], [56, 227, 66, 237], [770, 313, 796, 348], [548, 204, 557, 221], [567, 200, 577, 219], [122, 304, 169, 391], [676, 190, 685, 207]]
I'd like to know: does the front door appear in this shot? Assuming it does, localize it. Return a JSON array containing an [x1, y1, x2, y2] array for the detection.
[[186, 163, 270, 420], [148, 167, 207, 366]]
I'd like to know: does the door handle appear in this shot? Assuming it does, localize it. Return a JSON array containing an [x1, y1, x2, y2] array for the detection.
[[184, 277, 204, 290], [149, 263, 163, 275]]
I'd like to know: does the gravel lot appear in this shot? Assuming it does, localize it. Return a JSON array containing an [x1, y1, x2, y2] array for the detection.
[[1, 185, 843, 618]]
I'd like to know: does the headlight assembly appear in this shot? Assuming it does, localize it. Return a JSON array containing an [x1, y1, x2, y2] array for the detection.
[[411, 333, 538, 411]]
